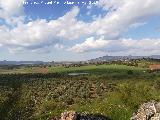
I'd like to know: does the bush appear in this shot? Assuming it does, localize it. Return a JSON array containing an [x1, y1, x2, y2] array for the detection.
[[127, 70, 133, 75]]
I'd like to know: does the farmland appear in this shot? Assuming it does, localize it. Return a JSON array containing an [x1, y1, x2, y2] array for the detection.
[[0, 64, 160, 120]]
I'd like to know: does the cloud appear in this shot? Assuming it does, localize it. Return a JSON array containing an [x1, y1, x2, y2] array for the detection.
[[97, 0, 125, 11], [69, 37, 160, 55], [0, 0, 26, 27], [1, 0, 160, 55], [54, 44, 65, 50], [93, 0, 160, 39], [129, 22, 146, 28], [0, 0, 25, 19], [0, 7, 91, 52], [68, 37, 109, 53], [68, 0, 160, 54]]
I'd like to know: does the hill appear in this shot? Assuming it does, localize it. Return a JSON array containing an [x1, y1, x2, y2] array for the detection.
[[89, 55, 160, 62]]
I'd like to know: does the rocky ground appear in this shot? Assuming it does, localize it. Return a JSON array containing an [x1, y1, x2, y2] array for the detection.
[[51, 101, 160, 120], [131, 101, 160, 120]]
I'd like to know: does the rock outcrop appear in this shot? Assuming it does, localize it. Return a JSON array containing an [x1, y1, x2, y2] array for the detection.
[[131, 101, 160, 120]]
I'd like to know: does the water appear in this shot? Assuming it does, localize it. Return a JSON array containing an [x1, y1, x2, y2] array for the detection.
[[68, 72, 89, 76]]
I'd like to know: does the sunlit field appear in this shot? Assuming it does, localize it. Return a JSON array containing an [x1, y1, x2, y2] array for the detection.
[[0, 64, 160, 120]]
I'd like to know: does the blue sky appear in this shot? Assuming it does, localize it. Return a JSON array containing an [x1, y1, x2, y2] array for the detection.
[[0, 0, 160, 61]]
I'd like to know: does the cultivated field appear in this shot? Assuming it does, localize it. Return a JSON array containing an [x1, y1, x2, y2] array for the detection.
[[0, 64, 160, 120]]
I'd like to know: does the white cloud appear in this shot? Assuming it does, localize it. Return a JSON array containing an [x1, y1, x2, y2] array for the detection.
[[68, 37, 109, 53], [129, 22, 146, 28], [97, 0, 125, 11], [54, 44, 65, 50], [0, 0, 25, 19], [0, 7, 91, 52], [92, 0, 160, 39], [1, 0, 160, 55], [69, 37, 160, 55]]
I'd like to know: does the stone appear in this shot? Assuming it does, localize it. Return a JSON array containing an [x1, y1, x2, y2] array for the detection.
[[155, 103, 160, 113], [150, 113, 160, 120], [61, 111, 77, 120], [131, 101, 160, 120]]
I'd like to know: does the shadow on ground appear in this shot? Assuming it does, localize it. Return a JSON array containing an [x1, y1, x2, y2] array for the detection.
[[77, 114, 112, 120]]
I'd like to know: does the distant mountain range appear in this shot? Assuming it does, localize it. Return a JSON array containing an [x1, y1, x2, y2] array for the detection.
[[1, 55, 160, 65], [0, 60, 46, 65], [89, 55, 160, 62]]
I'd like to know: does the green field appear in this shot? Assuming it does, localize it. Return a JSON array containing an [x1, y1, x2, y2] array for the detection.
[[49, 64, 145, 73], [0, 64, 160, 120]]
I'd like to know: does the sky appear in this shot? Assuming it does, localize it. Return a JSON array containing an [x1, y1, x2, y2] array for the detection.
[[0, 0, 160, 61]]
